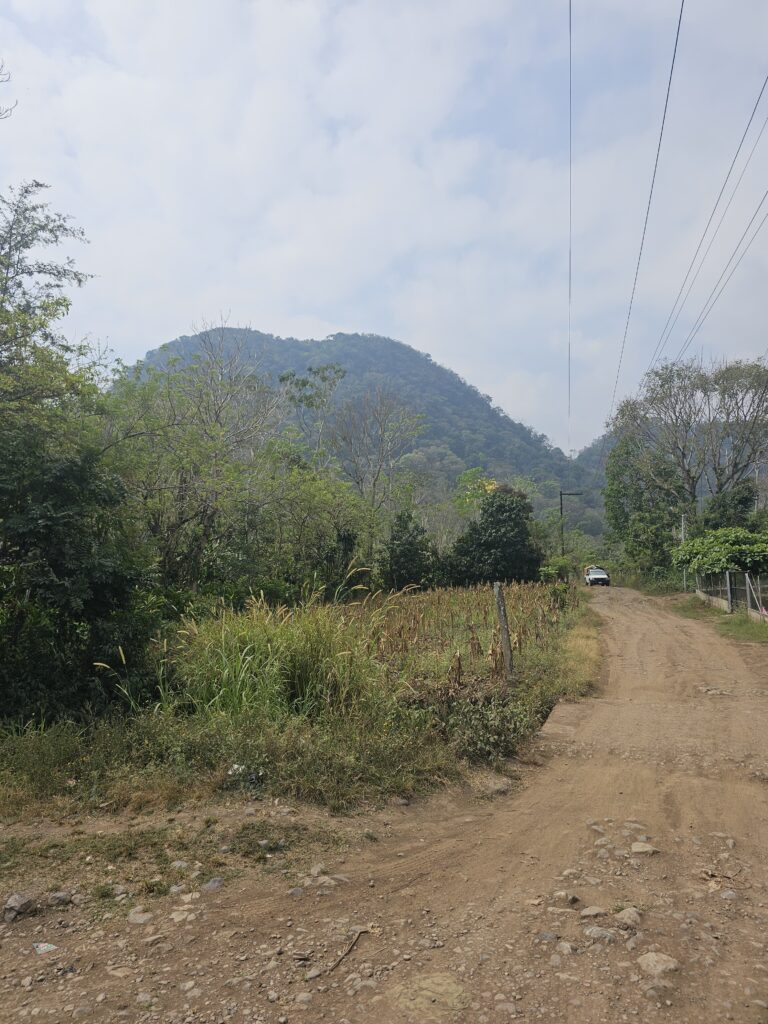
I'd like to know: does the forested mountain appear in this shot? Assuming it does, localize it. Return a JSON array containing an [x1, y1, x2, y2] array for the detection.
[[143, 328, 605, 534]]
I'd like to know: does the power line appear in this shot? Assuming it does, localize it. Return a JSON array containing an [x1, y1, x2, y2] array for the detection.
[[591, 0, 685, 483], [646, 71, 768, 372], [650, 113, 768, 370], [675, 190, 768, 361], [567, 0, 573, 456], [606, 0, 685, 425]]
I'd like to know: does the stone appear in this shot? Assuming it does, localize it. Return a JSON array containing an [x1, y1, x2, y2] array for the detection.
[[580, 906, 606, 919], [631, 842, 659, 856], [4, 893, 36, 922], [202, 877, 224, 892], [637, 952, 679, 977], [48, 891, 72, 907], [556, 941, 576, 955], [486, 780, 511, 797], [584, 926, 616, 944], [552, 891, 580, 906], [180, 981, 196, 992], [107, 966, 132, 979], [310, 863, 327, 877], [127, 906, 154, 926], [720, 889, 738, 901], [295, 992, 312, 1004], [170, 860, 189, 870], [305, 968, 323, 980], [615, 907, 642, 929]]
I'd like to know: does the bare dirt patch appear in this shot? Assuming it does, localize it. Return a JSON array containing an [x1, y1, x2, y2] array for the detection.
[[2, 588, 768, 1023]]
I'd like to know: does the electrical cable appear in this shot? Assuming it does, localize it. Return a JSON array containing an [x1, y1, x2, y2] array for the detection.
[[591, 0, 685, 483], [567, 0, 573, 457], [606, 0, 685, 425], [646, 72, 768, 372], [674, 191, 768, 361]]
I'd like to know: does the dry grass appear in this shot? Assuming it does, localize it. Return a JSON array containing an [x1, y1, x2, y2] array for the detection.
[[0, 583, 587, 818]]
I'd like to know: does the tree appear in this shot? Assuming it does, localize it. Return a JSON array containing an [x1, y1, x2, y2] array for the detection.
[[328, 389, 422, 512], [380, 510, 435, 591], [0, 182, 151, 720], [109, 332, 287, 590], [673, 528, 768, 575], [449, 487, 541, 585], [328, 389, 422, 559], [0, 60, 16, 121], [611, 359, 768, 506], [604, 435, 689, 573]]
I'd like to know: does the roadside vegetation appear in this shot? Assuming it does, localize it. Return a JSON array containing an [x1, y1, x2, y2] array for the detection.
[[0, 182, 600, 823], [0, 583, 596, 818], [603, 361, 768, 589], [667, 594, 768, 644]]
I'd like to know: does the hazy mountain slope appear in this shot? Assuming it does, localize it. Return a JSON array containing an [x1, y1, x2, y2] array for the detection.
[[142, 328, 603, 532]]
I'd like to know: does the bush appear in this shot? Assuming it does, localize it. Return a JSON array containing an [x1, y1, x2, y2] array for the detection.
[[449, 488, 542, 585]]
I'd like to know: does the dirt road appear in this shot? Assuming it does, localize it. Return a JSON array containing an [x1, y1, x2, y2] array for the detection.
[[3, 588, 768, 1022]]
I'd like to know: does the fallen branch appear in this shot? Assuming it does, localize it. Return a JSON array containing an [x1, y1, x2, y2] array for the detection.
[[326, 927, 368, 973]]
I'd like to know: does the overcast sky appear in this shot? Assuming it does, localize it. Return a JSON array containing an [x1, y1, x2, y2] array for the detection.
[[2, 0, 768, 451]]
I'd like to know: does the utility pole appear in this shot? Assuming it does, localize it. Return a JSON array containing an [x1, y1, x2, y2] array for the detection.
[[559, 490, 583, 557]]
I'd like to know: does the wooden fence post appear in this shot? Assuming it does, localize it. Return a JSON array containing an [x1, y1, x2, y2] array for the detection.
[[493, 582, 514, 687], [725, 571, 733, 613]]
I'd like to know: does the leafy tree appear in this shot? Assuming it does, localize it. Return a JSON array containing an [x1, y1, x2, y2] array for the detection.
[[612, 358, 768, 505], [604, 435, 689, 573], [0, 182, 152, 720], [700, 479, 757, 531], [449, 487, 542, 585], [380, 510, 435, 591], [673, 527, 768, 575]]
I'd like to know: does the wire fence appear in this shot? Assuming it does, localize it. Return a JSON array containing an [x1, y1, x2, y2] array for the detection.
[[696, 571, 768, 619]]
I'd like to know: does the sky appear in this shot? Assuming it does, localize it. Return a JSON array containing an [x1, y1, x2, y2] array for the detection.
[[2, 0, 768, 452]]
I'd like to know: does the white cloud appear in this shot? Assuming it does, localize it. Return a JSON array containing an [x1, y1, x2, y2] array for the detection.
[[1, 0, 768, 450]]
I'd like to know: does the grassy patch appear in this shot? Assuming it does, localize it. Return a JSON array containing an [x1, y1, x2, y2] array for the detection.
[[0, 583, 593, 818], [666, 595, 768, 643]]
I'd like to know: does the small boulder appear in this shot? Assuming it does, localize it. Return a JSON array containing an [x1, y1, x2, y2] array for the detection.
[[202, 877, 224, 893], [552, 890, 580, 906], [631, 842, 659, 856], [127, 906, 154, 926], [584, 926, 616, 944], [47, 891, 72, 908], [4, 893, 36, 922], [615, 907, 642, 929], [580, 906, 606, 919], [637, 951, 679, 977]]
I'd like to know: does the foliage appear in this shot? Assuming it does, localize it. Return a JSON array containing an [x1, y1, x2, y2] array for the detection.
[[379, 510, 436, 590], [448, 488, 542, 585], [700, 479, 757, 531], [0, 583, 589, 815], [145, 327, 605, 535], [0, 181, 156, 722], [673, 527, 768, 575]]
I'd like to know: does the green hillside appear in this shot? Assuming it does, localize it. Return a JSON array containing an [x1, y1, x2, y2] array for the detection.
[[143, 328, 604, 534]]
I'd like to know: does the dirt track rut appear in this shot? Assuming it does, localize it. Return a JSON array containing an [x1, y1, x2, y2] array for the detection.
[[3, 588, 768, 1023]]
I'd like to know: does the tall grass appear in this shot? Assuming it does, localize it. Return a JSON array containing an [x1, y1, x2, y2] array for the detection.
[[0, 582, 589, 816], [165, 597, 383, 716]]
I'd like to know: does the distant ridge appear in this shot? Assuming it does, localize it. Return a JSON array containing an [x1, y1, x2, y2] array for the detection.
[[142, 328, 604, 534]]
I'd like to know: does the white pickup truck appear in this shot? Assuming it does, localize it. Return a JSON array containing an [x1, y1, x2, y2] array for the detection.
[[584, 566, 610, 587]]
